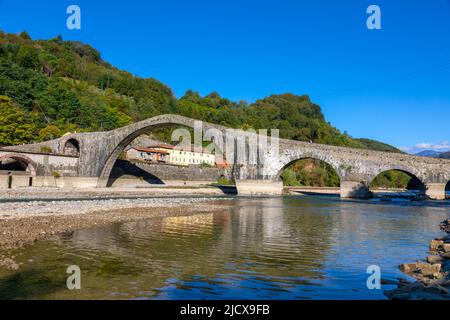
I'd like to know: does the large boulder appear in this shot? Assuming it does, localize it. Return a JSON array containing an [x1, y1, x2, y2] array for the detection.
[[430, 239, 444, 252], [427, 255, 444, 264]]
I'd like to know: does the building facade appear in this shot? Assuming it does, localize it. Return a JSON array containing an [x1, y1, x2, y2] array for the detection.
[[153, 144, 215, 166], [127, 144, 216, 167], [126, 147, 170, 163]]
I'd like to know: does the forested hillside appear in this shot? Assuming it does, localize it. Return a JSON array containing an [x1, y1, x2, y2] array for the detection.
[[0, 31, 401, 153]]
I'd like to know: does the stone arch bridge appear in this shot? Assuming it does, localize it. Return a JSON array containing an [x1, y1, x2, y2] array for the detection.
[[1, 114, 449, 199]]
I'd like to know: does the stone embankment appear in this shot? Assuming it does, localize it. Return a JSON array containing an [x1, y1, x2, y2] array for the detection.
[[384, 218, 450, 300]]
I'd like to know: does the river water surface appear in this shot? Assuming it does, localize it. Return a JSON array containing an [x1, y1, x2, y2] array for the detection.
[[0, 195, 449, 300]]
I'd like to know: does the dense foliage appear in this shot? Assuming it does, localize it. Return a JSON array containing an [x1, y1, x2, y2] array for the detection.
[[0, 31, 172, 139], [281, 159, 340, 187], [0, 95, 37, 145], [370, 170, 424, 190]]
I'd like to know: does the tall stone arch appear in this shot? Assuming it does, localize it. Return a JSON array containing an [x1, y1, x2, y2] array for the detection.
[[90, 114, 229, 187]]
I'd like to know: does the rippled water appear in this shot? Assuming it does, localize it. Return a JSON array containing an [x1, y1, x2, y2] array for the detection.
[[0, 196, 449, 300]]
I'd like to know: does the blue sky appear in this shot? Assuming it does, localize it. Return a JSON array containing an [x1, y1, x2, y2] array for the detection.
[[1, 0, 449, 153]]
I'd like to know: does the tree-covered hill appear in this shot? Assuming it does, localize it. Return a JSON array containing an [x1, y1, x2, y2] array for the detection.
[[0, 31, 401, 154]]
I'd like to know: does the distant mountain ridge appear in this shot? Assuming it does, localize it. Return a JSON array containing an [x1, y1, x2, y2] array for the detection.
[[415, 150, 443, 157], [415, 150, 450, 159]]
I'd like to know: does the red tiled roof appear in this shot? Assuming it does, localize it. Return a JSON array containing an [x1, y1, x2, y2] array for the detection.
[[148, 148, 169, 154], [132, 147, 169, 154], [150, 144, 174, 150], [148, 144, 219, 155], [172, 145, 214, 154], [132, 147, 152, 152]]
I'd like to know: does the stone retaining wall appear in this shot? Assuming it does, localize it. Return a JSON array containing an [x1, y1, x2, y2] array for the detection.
[[108, 160, 231, 187]]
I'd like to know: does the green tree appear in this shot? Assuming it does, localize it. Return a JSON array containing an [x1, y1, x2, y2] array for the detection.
[[0, 95, 37, 145], [38, 125, 61, 141], [19, 31, 31, 40], [16, 45, 40, 69], [281, 169, 300, 186]]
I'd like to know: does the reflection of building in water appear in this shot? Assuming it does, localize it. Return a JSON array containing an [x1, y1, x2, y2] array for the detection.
[[163, 213, 215, 235]]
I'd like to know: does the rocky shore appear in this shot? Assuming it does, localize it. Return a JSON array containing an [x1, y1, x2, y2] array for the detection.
[[384, 218, 450, 300], [0, 195, 233, 270]]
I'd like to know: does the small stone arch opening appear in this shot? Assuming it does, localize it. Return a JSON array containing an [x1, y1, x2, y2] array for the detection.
[[369, 169, 426, 198], [0, 155, 37, 188], [277, 158, 341, 188], [0, 156, 36, 175], [64, 138, 80, 156], [0, 158, 28, 172]]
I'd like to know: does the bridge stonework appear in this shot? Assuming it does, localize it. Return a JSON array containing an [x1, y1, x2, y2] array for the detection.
[[1, 114, 449, 199]]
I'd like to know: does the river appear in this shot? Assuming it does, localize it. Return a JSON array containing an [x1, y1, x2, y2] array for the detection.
[[0, 195, 449, 300]]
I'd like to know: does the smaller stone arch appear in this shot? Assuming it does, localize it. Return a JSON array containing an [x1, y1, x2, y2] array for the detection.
[[274, 152, 343, 183], [368, 165, 426, 187], [0, 154, 37, 176], [274, 154, 342, 188], [368, 166, 426, 198], [62, 137, 81, 156]]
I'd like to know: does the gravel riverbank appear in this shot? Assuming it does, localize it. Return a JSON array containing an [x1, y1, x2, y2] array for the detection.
[[0, 197, 230, 220], [0, 186, 233, 202]]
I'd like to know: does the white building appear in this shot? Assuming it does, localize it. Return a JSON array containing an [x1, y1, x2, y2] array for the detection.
[[151, 144, 216, 166]]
